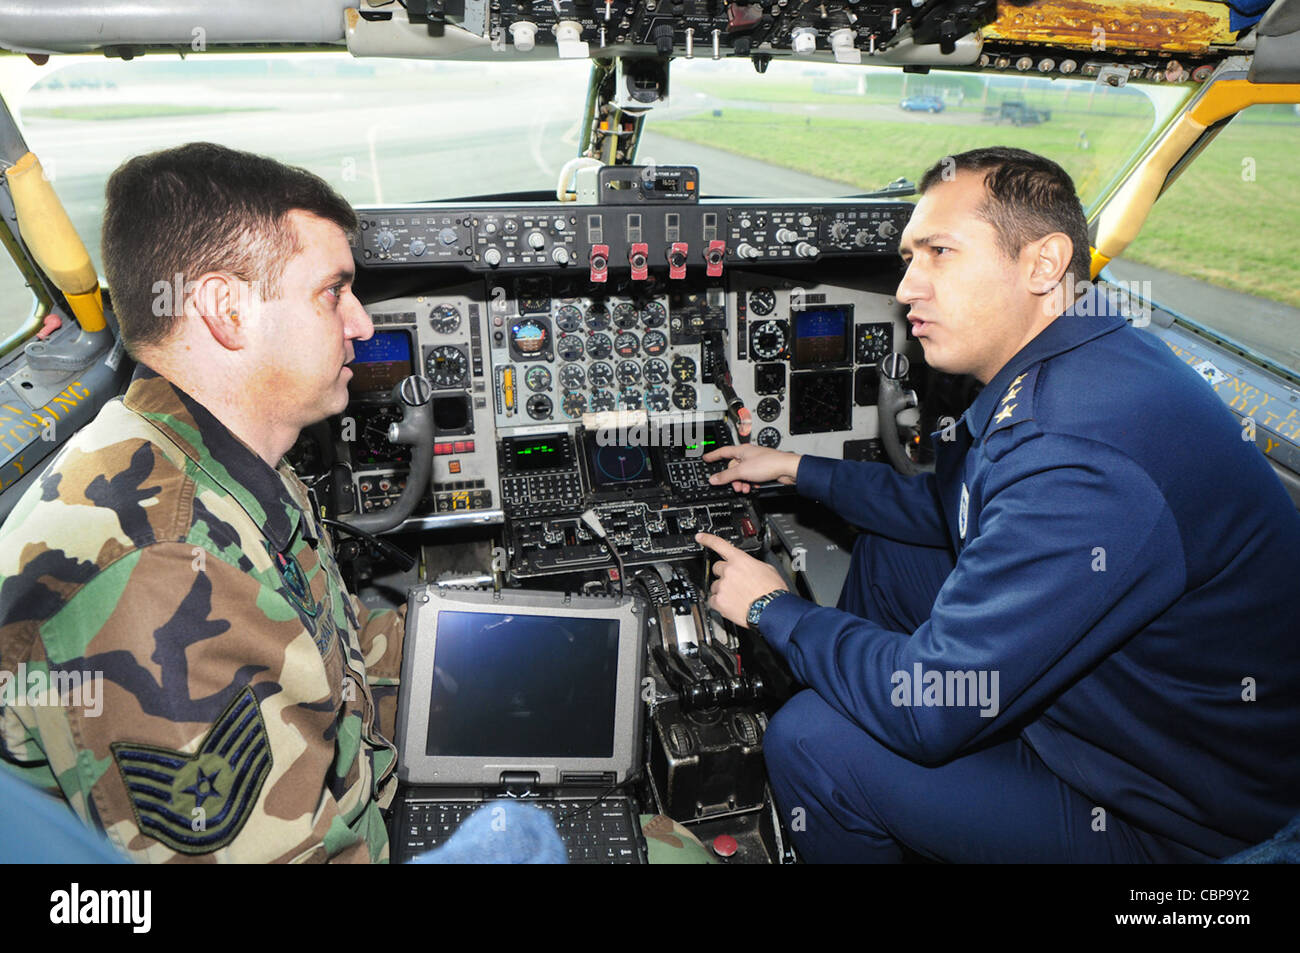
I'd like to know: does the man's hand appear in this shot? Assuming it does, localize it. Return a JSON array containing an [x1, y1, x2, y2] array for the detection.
[[703, 444, 802, 494], [696, 532, 789, 628]]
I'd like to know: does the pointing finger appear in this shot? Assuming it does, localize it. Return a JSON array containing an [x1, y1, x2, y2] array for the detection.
[[695, 532, 744, 561]]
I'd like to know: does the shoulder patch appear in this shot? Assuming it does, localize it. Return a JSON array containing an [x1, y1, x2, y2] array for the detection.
[[110, 687, 272, 854], [988, 364, 1040, 434]]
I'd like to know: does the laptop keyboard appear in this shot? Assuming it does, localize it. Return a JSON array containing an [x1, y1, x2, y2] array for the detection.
[[395, 798, 644, 864]]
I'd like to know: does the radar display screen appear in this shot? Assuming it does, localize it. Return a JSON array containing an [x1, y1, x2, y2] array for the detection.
[[791, 306, 853, 369], [582, 432, 660, 492], [348, 330, 412, 395]]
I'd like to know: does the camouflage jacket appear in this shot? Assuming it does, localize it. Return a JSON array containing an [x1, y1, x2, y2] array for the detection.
[[0, 365, 405, 862]]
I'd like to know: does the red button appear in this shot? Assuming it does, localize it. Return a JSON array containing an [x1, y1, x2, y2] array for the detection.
[[465, 440, 475, 452], [453, 441, 466, 453], [711, 835, 739, 858]]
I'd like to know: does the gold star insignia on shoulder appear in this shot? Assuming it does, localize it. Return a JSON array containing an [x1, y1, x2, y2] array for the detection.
[[1010, 373, 1026, 387], [994, 403, 1017, 423], [1001, 386, 1021, 403]]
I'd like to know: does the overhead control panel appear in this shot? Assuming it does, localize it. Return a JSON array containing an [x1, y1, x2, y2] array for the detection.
[[352, 199, 913, 274]]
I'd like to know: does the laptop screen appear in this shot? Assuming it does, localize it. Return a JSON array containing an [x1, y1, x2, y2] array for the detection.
[[424, 611, 620, 759]]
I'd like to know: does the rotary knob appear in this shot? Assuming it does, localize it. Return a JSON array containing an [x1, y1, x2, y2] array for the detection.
[[483, 247, 503, 267], [775, 228, 800, 244], [795, 241, 819, 258], [877, 221, 898, 238], [735, 243, 761, 259], [527, 230, 546, 251], [438, 227, 458, 246], [551, 246, 571, 266]]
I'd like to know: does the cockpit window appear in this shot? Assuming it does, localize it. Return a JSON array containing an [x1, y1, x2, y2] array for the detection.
[[1119, 103, 1300, 375], [7, 54, 592, 277], [653, 60, 1191, 209]]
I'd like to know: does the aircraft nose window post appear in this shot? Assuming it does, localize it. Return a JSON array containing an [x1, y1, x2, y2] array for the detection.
[[0, 2, 1297, 916]]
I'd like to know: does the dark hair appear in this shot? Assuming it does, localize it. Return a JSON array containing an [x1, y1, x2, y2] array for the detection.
[[919, 147, 1091, 289], [102, 142, 358, 355]]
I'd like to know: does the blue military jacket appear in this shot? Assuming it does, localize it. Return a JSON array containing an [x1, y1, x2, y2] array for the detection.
[[760, 287, 1300, 858]]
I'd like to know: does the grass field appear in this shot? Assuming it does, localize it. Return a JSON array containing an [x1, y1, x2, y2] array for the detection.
[[652, 109, 1151, 209], [653, 103, 1300, 309]]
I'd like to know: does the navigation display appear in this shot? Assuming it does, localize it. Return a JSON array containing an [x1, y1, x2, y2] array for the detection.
[[348, 330, 412, 395]]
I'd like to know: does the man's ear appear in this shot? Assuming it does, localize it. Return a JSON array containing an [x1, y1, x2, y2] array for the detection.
[[185, 272, 250, 351], [1025, 232, 1074, 296]]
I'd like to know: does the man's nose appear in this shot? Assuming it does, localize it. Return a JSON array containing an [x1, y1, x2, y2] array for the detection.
[[896, 261, 926, 304], [345, 294, 374, 341]]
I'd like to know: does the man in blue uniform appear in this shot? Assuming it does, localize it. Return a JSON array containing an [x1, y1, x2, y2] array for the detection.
[[696, 147, 1300, 863]]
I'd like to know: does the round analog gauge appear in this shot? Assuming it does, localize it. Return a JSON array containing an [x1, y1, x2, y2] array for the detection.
[[672, 383, 697, 410], [557, 334, 584, 362], [614, 332, 640, 358], [555, 304, 583, 332], [526, 394, 553, 420], [585, 304, 611, 332], [620, 387, 643, 409], [589, 388, 616, 413], [525, 366, 551, 392], [757, 397, 782, 422], [510, 317, 548, 356], [429, 303, 462, 334], [616, 360, 641, 386], [857, 323, 893, 364], [356, 406, 410, 466], [750, 320, 787, 360], [612, 303, 638, 330], [671, 355, 696, 382], [757, 426, 782, 448], [749, 288, 776, 316], [559, 363, 586, 389], [562, 392, 587, 418], [425, 345, 468, 387], [645, 386, 670, 412], [587, 332, 613, 360], [642, 301, 667, 328], [588, 361, 614, 388], [642, 330, 668, 357], [643, 358, 669, 384]]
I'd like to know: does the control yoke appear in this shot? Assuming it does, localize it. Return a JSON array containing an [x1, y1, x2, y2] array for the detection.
[[876, 353, 934, 476], [340, 375, 434, 533]]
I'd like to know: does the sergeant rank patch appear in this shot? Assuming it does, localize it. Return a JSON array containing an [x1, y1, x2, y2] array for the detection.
[[111, 687, 273, 854]]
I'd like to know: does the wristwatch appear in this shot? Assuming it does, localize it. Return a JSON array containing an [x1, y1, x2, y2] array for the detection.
[[746, 589, 787, 635]]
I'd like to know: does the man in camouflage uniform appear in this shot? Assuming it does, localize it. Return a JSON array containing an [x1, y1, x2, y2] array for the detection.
[[0, 142, 405, 862]]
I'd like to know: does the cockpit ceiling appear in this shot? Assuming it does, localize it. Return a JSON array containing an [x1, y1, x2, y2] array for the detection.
[[0, 0, 1276, 80]]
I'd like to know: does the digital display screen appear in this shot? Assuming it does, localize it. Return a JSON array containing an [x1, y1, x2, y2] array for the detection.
[[661, 421, 724, 462], [583, 433, 659, 491], [424, 611, 619, 758], [348, 331, 412, 395], [504, 434, 572, 473], [792, 307, 852, 368]]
